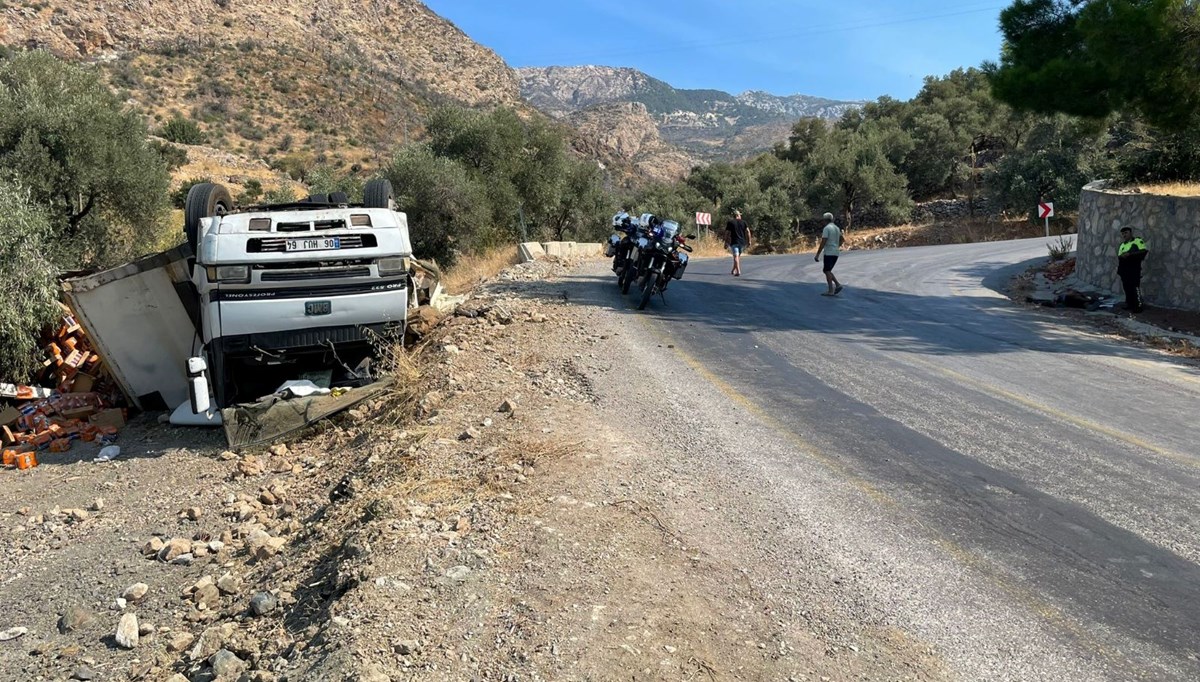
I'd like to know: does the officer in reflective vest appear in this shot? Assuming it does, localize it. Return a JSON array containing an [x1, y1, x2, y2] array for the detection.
[[1117, 227, 1148, 313]]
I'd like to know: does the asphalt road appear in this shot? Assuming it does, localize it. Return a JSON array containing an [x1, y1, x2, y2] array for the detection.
[[574, 237, 1200, 680]]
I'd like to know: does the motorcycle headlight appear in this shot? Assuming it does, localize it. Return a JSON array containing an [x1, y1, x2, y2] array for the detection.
[[377, 256, 408, 276], [637, 237, 649, 249], [678, 252, 689, 264], [206, 265, 250, 283]]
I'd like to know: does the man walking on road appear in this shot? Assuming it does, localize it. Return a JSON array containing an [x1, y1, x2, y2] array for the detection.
[[725, 209, 751, 277], [1117, 226, 1149, 313], [814, 212, 844, 296]]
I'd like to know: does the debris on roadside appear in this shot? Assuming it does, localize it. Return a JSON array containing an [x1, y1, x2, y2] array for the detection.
[[2, 305, 126, 471]]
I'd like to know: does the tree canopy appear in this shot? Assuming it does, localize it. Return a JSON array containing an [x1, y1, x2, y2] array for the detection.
[[988, 0, 1200, 130]]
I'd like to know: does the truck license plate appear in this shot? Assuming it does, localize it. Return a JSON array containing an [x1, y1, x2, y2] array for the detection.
[[286, 237, 341, 252], [304, 301, 332, 316]]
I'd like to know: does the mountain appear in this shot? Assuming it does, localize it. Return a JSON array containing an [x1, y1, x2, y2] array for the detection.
[[0, 0, 524, 181], [566, 102, 697, 184], [517, 66, 862, 160]]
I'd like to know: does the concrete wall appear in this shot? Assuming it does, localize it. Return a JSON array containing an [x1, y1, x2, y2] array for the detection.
[[518, 241, 602, 264], [1077, 181, 1200, 311]]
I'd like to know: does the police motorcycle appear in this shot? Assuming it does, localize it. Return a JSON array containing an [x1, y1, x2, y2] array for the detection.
[[617, 213, 657, 295], [635, 218, 695, 310], [605, 211, 641, 284]]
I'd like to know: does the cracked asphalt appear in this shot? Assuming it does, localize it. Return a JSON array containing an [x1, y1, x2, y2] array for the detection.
[[568, 237, 1200, 681]]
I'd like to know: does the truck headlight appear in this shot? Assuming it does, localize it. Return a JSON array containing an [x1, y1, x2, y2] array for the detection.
[[206, 265, 251, 283], [377, 257, 406, 276]]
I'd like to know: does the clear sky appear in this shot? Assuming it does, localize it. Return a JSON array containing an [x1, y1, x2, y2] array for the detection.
[[423, 0, 1008, 103]]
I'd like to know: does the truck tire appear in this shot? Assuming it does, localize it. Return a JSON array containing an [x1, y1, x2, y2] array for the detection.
[[185, 183, 233, 253], [308, 193, 328, 204], [329, 191, 349, 205], [637, 278, 655, 310], [363, 178, 394, 209]]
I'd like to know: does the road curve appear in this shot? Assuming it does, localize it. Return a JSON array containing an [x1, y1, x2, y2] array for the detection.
[[570, 237, 1200, 680]]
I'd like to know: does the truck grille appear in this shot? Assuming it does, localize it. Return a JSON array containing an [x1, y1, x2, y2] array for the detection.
[[260, 267, 372, 282], [247, 234, 377, 253]]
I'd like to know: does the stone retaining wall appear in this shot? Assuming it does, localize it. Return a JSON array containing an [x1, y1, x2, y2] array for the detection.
[[1077, 181, 1200, 310]]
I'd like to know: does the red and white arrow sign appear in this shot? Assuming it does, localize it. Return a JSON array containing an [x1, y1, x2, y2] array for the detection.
[[1038, 202, 1055, 219], [695, 212, 712, 226]]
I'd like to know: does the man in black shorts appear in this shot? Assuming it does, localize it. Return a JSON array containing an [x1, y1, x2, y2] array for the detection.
[[725, 209, 751, 277], [814, 212, 844, 296]]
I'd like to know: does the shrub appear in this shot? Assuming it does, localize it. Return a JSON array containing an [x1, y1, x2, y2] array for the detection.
[[159, 114, 206, 145]]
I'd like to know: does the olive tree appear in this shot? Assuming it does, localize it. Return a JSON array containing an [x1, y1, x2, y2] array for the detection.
[[0, 182, 61, 378], [0, 51, 170, 268]]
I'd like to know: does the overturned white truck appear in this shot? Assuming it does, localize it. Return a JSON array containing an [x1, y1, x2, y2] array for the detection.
[[185, 180, 413, 410], [64, 179, 433, 423]]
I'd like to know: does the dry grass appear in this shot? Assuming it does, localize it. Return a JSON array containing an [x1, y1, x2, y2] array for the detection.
[[1137, 182, 1200, 197], [845, 217, 1049, 250], [442, 247, 521, 294]]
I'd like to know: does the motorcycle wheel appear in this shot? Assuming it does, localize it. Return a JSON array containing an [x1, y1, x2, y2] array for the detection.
[[637, 278, 655, 310], [620, 267, 634, 294]]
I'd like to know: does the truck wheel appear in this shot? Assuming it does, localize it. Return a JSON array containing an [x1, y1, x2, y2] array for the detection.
[[308, 193, 328, 204], [363, 178, 394, 209], [329, 191, 349, 204], [637, 279, 655, 310], [185, 183, 233, 253]]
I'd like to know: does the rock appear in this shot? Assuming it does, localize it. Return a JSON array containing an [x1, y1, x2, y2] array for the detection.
[[268, 444, 289, 457], [68, 508, 90, 522], [167, 631, 195, 653], [142, 537, 165, 556], [184, 507, 203, 521], [115, 613, 139, 649], [459, 428, 480, 441], [191, 575, 215, 593], [193, 584, 220, 608], [113, 597, 127, 610], [138, 622, 155, 636], [122, 582, 149, 602], [250, 592, 278, 616], [70, 666, 96, 681], [210, 649, 247, 678], [169, 553, 195, 566], [259, 491, 280, 506], [90, 498, 105, 512], [357, 665, 392, 682], [209, 540, 226, 553], [166, 675, 189, 682], [157, 537, 192, 562], [498, 399, 516, 413], [189, 626, 229, 661], [443, 344, 461, 354], [393, 639, 421, 656], [216, 572, 241, 595], [58, 606, 95, 633], [445, 565, 471, 582], [0, 626, 27, 641], [246, 530, 286, 562], [237, 456, 265, 477], [218, 450, 238, 461]]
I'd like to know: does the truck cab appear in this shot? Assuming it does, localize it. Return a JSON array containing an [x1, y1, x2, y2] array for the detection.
[[186, 180, 413, 408]]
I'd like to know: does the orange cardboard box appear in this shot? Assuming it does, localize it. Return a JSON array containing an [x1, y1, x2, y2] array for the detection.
[[32, 431, 53, 446], [60, 406, 97, 421], [15, 452, 37, 469], [48, 439, 71, 453], [89, 409, 125, 430]]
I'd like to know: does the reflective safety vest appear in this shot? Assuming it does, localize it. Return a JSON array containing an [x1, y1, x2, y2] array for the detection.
[[1118, 238, 1148, 256]]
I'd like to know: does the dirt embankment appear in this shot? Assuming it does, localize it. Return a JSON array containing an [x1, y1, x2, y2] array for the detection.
[[0, 258, 946, 681]]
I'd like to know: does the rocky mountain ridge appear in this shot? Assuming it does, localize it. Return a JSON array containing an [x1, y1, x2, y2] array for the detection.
[[518, 65, 862, 160]]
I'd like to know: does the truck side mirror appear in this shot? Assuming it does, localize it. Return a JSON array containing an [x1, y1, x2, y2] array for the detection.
[[187, 356, 211, 415]]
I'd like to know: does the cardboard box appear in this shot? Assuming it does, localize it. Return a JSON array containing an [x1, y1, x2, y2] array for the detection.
[[60, 406, 98, 421], [71, 374, 96, 394], [89, 409, 125, 430]]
